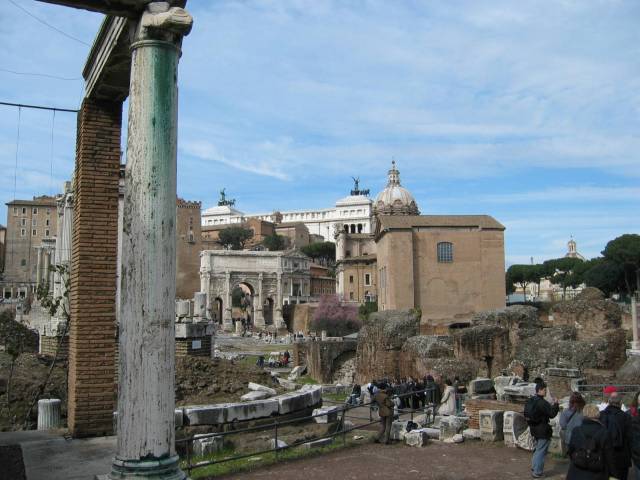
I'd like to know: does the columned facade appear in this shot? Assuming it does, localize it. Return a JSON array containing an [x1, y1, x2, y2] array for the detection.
[[200, 250, 311, 332]]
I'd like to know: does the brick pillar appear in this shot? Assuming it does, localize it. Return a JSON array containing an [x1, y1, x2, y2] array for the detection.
[[68, 97, 121, 437]]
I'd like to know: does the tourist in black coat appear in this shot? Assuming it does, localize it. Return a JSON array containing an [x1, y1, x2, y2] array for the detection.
[[631, 413, 640, 480], [566, 404, 615, 480], [600, 392, 633, 480]]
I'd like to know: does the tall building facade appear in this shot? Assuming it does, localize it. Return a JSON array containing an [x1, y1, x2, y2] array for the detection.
[[2, 196, 58, 299]]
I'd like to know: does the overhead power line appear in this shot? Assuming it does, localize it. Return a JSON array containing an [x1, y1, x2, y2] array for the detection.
[[0, 68, 81, 81], [0, 101, 78, 113], [8, 0, 91, 47]]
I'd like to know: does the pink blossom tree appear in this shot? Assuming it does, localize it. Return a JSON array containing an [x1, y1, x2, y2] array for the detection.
[[311, 295, 361, 337]]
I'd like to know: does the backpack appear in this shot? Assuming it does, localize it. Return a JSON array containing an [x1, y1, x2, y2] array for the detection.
[[571, 430, 604, 473], [524, 396, 540, 426]]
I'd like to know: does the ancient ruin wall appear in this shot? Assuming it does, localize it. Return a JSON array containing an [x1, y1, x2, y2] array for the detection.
[[355, 309, 419, 383], [551, 287, 622, 339]]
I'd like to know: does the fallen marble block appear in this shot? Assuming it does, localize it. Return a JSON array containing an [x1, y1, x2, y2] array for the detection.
[[303, 437, 333, 449], [184, 399, 279, 425], [313, 406, 339, 424], [443, 433, 464, 444], [193, 434, 223, 456], [479, 409, 504, 442], [241, 391, 270, 402], [469, 377, 493, 395], [463, 428, 481, 440], [493, 376, 520, 401], [405, 430, 429, 447], [503, 411, 527, 448], [439, 417, 467, 441], [288, 365, 307, 380], [276, 377, 299, 391], [390, 421, 409, 441], [269, 439, 288, 449], [248, 382, 277, 396]]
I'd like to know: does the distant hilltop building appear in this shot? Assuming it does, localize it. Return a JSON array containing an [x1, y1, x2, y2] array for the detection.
[[565, 237, 585, 261], [201, 178, 373, 241]]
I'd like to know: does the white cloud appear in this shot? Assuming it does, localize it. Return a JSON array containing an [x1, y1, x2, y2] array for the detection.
[[180, 140, 291, 181]]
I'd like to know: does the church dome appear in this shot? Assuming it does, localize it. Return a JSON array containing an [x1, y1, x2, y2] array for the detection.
[[374, 161, 419, 216]]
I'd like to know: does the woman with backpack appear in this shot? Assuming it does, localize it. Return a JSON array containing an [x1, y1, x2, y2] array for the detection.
[[566, 403, 615, 480]]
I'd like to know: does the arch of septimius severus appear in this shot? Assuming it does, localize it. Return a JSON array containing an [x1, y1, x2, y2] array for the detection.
[[200, 249, 312, 332]]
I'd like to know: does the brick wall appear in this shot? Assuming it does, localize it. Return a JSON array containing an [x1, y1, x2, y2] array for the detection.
[[68, 98, 121, 437], [465, 398, 524, 429], [40, 335, 69, 359], [175, 336, 211, 358]]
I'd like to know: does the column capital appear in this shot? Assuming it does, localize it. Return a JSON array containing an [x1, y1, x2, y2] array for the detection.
[[132, 2, 193, 47]]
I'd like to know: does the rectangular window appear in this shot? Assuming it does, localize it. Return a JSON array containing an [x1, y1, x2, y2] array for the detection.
[[46, 208, 51, 215], [437, 242, 454, 263], [22, 207, 26, 215], [32, 208, 38, 215], [349, 275, 354, 284], [45, 219, 50, 226], [13, 207, 17, 215], [45, 229, 50, 237], [32, 218, 37, 226], [32, 229, 37, 236], [21, 218, 26, 227], [20, 259, 27, 266], [364, 273, 371, 286], [20, 228, 26, 237], [349, 292, 354, 300]]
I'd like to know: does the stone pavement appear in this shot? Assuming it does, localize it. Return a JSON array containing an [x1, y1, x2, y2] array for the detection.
[[0, 430, 115, 480]]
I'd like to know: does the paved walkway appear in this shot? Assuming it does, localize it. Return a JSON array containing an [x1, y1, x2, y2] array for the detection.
[[0, 430, 115, 480]]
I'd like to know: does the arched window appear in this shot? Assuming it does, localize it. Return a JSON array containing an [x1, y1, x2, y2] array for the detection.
[[437, 242, 453, 263]]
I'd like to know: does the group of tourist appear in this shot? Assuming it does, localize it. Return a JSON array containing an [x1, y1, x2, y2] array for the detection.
[[363, 375, 468, 444], [527, 381, 640, 480]]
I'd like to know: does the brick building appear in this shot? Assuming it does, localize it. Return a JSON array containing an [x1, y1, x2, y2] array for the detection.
[[0, 224, 6, 273], [2, 196, 58, 299], [310, 263, 335, 299], [176, 198, 203, 299]]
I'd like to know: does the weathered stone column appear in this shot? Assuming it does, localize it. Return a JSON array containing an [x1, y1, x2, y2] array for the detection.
[[223, 271, 233, 331], [275, 272, 285, 328], [37, 399, 61, 430], [254, 273, 265, 329], [111, 4, 192, 479], [631, 296, 639, 351], [35, 247, 43, 288]]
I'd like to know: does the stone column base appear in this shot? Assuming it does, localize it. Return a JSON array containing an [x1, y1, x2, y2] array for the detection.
[[99, 455, 186, 480]]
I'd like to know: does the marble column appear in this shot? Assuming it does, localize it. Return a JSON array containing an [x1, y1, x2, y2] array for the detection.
[[111, 3, 192, 480], [35, 247, 43, 288], [254, 273, 265, 329], [222, 271, 233, 331], [631, 297, 639, 351], [275, 272, 285, 329]]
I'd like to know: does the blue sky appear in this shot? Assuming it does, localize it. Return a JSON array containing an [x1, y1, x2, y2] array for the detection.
[[0, 0, 638, 266]]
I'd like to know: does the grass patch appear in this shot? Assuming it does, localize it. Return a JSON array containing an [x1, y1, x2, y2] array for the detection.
[[323, 392, 348, 403], [236, 355, 258, 367], [296, 376, 318, 385], [183, 436, 368, 479]]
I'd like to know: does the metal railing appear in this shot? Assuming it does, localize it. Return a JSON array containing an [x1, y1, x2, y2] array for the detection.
[[176, 387, 439, 476], [573, 384, 640, 401]]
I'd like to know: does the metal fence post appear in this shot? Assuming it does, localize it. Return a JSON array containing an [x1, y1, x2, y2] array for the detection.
[[186, 438, 192, 477], [274, 421, 279, 460]]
